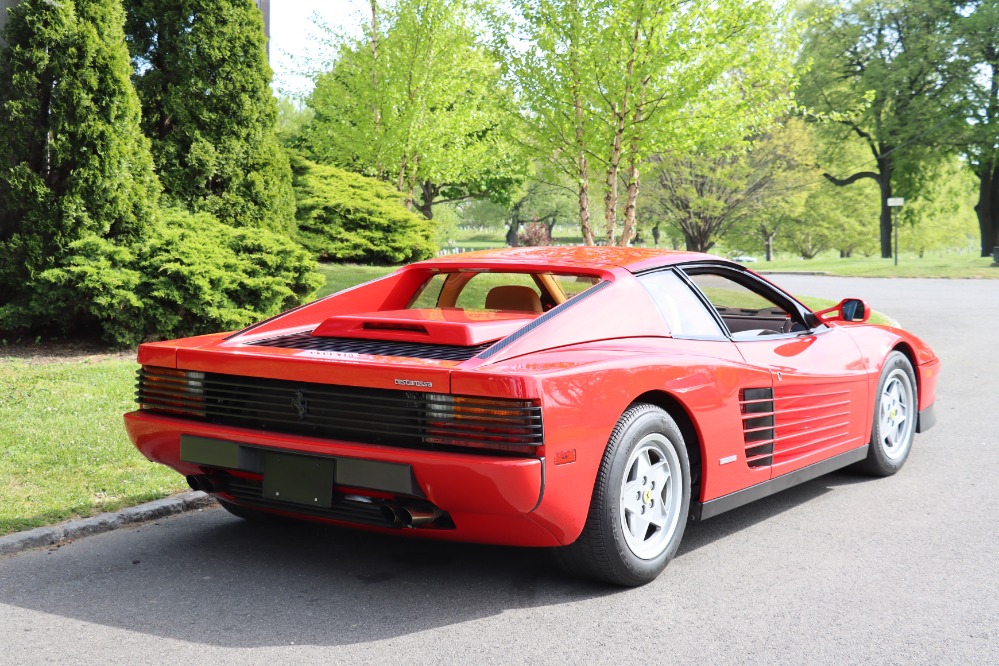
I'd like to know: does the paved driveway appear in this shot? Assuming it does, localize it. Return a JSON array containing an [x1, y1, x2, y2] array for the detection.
[[1, 275, 997, 665]]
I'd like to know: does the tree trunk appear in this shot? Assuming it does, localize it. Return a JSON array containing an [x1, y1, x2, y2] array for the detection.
[[682, 220, 713, 252], [765, 233, 774, 261], [620, 155, 640, 246], [822, 154, 892, 258], [878, 161, 893, 259], [369, 0, 383, 180], [604, 127, 623, 244], [416, 180, 437, 220], [974, 163, 997, 257], [506, 199, 525, 246]]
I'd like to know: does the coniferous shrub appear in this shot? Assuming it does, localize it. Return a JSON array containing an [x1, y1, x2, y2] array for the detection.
[[30, 209, 322, 346], [137, 208, 322, 341], [125, 0, 295, 233], [291, 155, 437, 264], [0, 0, 159, 334]]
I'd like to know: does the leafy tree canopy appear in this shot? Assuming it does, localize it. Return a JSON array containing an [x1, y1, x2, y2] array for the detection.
[[301, 0, 528, 220], [797, 0, 964, 257]]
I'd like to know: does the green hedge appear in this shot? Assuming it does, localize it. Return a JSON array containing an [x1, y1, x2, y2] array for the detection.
[[24, 208, 322, 346], [291, 154, 437, 264]]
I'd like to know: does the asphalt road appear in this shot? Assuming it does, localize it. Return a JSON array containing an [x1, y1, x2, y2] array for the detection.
[[2, 275, 997, 665]]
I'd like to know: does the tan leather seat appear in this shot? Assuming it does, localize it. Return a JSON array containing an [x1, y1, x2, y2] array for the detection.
[[485, 285, 543, 313]]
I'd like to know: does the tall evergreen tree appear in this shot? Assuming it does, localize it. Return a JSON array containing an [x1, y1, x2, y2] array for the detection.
[[0, 0, 159, 331], [125, 0, 294, 231]]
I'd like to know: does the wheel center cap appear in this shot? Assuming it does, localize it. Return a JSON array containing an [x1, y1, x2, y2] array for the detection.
[[643, 489, 653, 504]]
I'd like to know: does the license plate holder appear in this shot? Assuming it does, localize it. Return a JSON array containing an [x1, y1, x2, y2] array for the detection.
[[261, 452, 335, 508]]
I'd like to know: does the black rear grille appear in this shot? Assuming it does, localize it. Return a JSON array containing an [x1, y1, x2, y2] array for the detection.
[[246, 331, 493, 362], [136, 368, 543, 455]]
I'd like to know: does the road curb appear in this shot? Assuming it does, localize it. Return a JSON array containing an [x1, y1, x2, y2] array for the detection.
[[0, 491, 217, 557]]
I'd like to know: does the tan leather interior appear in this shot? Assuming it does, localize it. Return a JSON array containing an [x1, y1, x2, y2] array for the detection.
[[485, 285, 543, 313]]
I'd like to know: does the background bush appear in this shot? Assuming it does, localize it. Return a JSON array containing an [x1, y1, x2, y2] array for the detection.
[[291, 154, 437, 264], [31, 209, 322, 346]]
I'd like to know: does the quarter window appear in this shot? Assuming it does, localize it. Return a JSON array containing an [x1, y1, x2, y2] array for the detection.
[[638, 270, 724, 338]]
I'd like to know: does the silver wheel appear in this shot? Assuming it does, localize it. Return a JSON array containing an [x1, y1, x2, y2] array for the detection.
[[619, 434, 683, 560], [878, 368, 915, 461]]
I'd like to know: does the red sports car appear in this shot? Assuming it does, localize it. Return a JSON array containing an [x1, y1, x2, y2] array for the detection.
[[124, 247, 939, 585]]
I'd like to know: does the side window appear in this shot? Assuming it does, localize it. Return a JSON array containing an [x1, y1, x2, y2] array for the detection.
[[638, 270, 725, 338], [685, 272, 793, 339]]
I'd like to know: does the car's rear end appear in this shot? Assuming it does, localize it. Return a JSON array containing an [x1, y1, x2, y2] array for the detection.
[[124, 255, 632, 547]]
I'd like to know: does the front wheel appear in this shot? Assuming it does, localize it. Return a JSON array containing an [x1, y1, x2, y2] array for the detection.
[[553, 404, 690, 586], [857, 351, 918, 476]]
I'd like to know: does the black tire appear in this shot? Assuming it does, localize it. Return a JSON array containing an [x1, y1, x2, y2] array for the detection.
[[217, 498, 290, 524], [856, 351, 918, 477], [553, 403, 691, 586]]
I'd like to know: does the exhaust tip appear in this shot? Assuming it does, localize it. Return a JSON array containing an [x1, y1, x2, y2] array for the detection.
[[185, 475, 202, 492], [381, 504, 404, 527]]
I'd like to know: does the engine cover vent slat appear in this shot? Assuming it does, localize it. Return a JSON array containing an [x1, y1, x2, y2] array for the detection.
[[246, 331, 493, 362]]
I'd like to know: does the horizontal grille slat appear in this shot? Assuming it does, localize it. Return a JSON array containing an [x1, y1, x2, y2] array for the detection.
[[245, 331, 493, 362], [137, 368, 543, 455]]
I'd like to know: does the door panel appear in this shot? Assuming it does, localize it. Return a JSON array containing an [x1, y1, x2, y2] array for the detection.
[[735, 330, 869, 477]]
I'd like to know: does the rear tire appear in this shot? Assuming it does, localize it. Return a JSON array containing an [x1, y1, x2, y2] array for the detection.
[[554, 404, 690, 586], [857, 351, 917, 476]]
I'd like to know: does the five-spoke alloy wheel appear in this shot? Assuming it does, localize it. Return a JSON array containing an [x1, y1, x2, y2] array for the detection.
[[554, 403, 690, 586], [858, 351, 918, 476]]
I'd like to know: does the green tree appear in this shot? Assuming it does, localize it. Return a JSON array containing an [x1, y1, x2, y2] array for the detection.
[[303, 0, 526, 220], [954, 0, 999, 256], [0, 0, 159, 335], [797, 0, 963, 258], [125, 0, 294, 231], [897, 158, 979, 255], [643, 119, 818, 254], [505, 0, 797, 246]]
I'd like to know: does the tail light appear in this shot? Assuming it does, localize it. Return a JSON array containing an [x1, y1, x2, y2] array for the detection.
[[137, 367, 206, 417], [424, 394, 543, 454]]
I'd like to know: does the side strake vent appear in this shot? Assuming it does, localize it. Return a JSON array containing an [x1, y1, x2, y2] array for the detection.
[[246, 331, 493, 362], [739, 387, 775, 468]]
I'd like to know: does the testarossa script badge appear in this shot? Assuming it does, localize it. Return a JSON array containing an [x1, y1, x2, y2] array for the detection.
[[394, 378, 433, 388]]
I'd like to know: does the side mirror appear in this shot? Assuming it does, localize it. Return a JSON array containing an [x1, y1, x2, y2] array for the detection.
[[813, 298, 871, 323]]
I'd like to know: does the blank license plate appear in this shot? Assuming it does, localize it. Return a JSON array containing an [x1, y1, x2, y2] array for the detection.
[[261, 452, 335, 508]]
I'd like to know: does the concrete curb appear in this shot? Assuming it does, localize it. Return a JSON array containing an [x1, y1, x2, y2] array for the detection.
[[0, 491, 217, 557]]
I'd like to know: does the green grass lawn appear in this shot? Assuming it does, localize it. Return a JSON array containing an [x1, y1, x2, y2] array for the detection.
[[727, 253, 996, 279], [0, 359, 186, 535], [0, 259, 925, 535]]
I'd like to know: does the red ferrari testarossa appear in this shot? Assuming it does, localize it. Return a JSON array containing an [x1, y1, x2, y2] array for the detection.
[[125, 247, 939, 585]]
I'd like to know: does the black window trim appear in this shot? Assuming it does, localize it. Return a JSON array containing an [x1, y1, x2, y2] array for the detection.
[[635, 262, 827, 342]]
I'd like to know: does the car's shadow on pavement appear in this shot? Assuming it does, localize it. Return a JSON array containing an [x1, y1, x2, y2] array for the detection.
[[0, 470, 866, 648]]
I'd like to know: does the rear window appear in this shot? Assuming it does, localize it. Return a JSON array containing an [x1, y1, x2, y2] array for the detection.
[[407, 271, 602, 313]]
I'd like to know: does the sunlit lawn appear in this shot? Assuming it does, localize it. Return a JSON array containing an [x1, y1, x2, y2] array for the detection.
[[0, 359, 185, 535], [754, 253, 997, 279]]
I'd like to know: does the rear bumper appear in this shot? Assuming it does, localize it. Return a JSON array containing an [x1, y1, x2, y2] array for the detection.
[[124, 411, 559, 547]]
